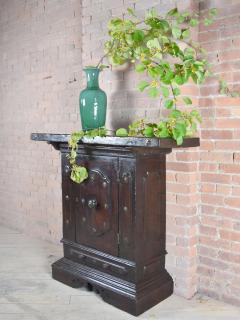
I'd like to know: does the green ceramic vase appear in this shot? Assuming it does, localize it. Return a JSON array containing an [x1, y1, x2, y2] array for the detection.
[[79, 67, 107, 130]]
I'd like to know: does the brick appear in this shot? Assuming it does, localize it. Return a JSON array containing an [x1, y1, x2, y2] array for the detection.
[[200, 183, 216, 193], [217, 207, 240, 220], [219, 251, 240, 264], [200, 151, 233, 162], [215, 141, 240, 150], [215, 119, 240, 129], [176, 152, 199, 162], [199, 163, 218, 172], [199, 256, 229, 271], [220, 230, 240, 242], [220, 164, 240, 173], [201, 173, 231, 184], [224, 197, 240, 209], [201, 194, 224, 206], [167, 182, 196, 194], [199, 30, 219, 43], [201, 130, 233, 140], [214, 97, 240, 107], [216, 184, 232, 195], [199, 225, 217, 237], [167, 162, 197, 172]]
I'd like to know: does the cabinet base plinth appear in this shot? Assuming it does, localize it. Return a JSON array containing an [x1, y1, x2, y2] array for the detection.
[[52, 258, 173, 316]]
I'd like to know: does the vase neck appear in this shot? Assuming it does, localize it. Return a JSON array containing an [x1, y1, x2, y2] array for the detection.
[[84, 68, 100, 89]]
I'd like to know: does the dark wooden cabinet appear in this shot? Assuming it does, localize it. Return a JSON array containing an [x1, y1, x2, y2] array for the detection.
[[31, 133, 199, 316]]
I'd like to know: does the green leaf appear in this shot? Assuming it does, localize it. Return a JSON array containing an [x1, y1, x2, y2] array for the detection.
[[155, 122, 170, 138], [167, 7, 178, 16], [182, 29, 190, 39], [153, 52, 163, 60], [184, 47, 195, 59], [176, 135, 183, 145], [161, 86, 169, 98], [176, 123, 187, 136], [172, 27, 182, 39], [148, 87, 159, 98], [127, 7, 135, 16], [138, 80, 149, 92], [170, 110, 182, 118], [135, 64, 146, 72], [132, 30, 145, 42], [147, 38, 160, 49], [191, 110, 202, 122], [183, 96, 192, 105], [108, 18, 122, 31], [116, 128, 128, 137], [148, 67, 159, 78], [71, 166, 88, 184], [174, 74, 184, 85], [204, 18, 213, 26], [190, 18, 199, 27], [173, 87, 181, 96], [143, 126, 154, 137], [125, 34, 134, 45], [209, 8, 217, 16], [164, 99, 174, 109]]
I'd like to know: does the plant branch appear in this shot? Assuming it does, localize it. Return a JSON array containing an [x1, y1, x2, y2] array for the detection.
[[170, 83, 177, 109]]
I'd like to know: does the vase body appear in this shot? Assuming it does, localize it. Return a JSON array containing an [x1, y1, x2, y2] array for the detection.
[[79, 67, 107, 130]]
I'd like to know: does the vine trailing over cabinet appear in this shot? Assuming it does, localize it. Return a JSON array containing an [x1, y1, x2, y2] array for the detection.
[[69, 6, 218, 184]]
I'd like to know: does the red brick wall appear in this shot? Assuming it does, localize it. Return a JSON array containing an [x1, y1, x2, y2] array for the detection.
[[198, 0, 240, 306]]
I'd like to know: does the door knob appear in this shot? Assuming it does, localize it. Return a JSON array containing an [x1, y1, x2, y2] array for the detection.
[[88, 199, 98, 209]]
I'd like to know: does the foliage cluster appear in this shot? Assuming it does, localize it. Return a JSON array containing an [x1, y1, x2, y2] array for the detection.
[[68, 6, 217, 183], [105, 6, 217, 109]]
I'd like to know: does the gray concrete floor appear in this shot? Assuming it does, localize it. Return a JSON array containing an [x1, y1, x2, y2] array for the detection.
[[0, 225, 239, 320]]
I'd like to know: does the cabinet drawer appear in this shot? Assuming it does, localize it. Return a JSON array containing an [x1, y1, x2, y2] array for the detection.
[[63, 241, 135, 281]]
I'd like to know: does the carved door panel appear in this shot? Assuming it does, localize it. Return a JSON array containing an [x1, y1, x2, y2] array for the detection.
[[74, 154, 119, 256]]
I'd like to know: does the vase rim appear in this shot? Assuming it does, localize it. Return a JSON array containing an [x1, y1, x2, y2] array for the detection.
[[83, 66, 100, 71]]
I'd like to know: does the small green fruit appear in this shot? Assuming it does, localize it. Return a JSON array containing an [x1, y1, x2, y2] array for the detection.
[[116, 128, 128, 137]]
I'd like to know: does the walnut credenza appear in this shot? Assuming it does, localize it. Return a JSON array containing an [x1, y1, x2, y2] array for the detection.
[[31, 133, 199, 316]]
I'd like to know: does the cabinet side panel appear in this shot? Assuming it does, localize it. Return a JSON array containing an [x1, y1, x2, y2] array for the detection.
[[135, 154, 167, 280], [61, 152, 76, 242], [118, 158, 136, 261]]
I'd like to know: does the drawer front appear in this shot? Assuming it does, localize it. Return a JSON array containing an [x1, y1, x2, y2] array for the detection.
[[74, 154, 119, 256], [63, 241, 135, 281]]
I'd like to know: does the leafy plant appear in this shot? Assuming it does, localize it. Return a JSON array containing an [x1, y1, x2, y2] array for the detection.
[[104, 6, 217, 109], [68, 110, 201, 184], [68, 128, 107, 183], [116, 109, 201, 146]]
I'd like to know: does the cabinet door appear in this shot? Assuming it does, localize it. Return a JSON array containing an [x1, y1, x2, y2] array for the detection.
[[74, 154, 119, 256]]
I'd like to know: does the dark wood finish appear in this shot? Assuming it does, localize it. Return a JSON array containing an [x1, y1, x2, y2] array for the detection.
[[31, 133, 200, 316], [31, 133, 200, 149]]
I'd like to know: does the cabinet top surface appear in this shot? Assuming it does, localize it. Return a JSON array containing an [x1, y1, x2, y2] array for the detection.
[[31, 133, 200, 149]]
